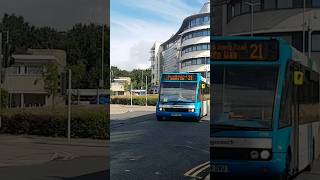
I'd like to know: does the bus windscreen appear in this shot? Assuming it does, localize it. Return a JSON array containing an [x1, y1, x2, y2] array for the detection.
[[159, 82, 197, 103]]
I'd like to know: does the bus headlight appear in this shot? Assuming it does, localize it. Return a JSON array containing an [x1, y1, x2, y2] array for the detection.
[[159, 107, 163, 111], [260, 150, 271, 160], [188, 108, 195, 112], [250, 150, 259, 160]]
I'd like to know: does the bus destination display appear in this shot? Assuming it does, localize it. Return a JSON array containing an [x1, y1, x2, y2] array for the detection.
[[212, 40, 278, 61], [162, 74, 197, 81]]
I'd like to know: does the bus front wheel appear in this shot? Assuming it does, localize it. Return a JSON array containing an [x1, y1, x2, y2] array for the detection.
[[277, 152, 291, 180], [196, 109, 202, 122]]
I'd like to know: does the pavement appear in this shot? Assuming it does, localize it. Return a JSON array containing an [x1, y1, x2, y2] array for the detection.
[[0, 134, 109, 180], [295, 161, 320, 180], [110, 110, 210, 180], [110, 104, 155, 115]]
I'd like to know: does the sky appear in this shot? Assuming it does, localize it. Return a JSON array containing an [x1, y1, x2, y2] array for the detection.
[[0, 0, 108, 30], [110, 0, 207, 71]]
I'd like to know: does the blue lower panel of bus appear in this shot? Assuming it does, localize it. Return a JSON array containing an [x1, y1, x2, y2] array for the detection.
[[212, 152, 286, 177], [156, 111, 200, 120]]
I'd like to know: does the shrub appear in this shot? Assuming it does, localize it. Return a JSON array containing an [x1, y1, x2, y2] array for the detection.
[[111, 95, 158, 106], [0, 105, 109, 139]]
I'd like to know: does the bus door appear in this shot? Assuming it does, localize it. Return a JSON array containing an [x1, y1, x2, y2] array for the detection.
[[297, 66, 313, 171], [200, 82, 209, 116], [291, 63, 299, 174], [292, 63, 311, 171]]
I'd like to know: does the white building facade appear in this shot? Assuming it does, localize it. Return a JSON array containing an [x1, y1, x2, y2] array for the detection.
[[4, 49, 66, 108], [150, 42, 162, 86], [151, 1, 211, 84]]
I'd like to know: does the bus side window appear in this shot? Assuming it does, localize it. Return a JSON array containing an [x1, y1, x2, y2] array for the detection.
[[279, 63, 293, 128]]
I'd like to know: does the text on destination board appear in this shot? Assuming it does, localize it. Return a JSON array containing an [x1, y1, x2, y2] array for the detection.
[[162, 74, 197, 81], [212, 40, 278, 61]]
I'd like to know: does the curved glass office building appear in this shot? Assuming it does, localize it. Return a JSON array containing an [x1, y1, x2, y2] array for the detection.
[[157, 1, 210, 80]]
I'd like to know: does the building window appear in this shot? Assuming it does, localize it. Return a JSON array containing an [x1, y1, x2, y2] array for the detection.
[[184, 16, 210, 31], [241, 0, 250, 13], [235, 2, 241, 15], [253, 0, 262, 11], [204, 16, 210, 23], [197, 58, 202, 65], [313, 0, 320, 7], [264, 0, 276, 9], [312, 34, 320, 51], [182, 29, 210, 42], [191, 19, 196, 27], [181, 43, 210, 55], [28, 66, 42, 75], [16, 65, 27, 75], [181, 57, 210, 68], [278, 0, 293, 8]]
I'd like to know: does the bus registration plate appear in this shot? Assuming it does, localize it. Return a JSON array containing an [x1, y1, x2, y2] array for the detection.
[[171, 113, 182, 117], [212, 165, 228, 173]]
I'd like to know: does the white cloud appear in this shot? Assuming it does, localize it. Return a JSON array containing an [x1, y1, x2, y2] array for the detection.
[[110, 0, 203, 70], [110, 17, 177, 70]]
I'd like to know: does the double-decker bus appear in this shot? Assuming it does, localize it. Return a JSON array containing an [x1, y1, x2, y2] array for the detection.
[[156, 72, 209, 121], [211, 36, 320, 179]]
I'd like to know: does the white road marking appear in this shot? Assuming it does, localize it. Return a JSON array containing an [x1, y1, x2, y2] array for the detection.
[[184, 161, 210, 178]]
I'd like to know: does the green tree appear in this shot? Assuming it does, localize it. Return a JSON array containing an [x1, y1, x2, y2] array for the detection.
[[0, 89, 8, 108], [111, 66, 130, 80], [1, 13, 110, 89], [129, 69, 152, 89], [123, 81, 129, 92], [35, 63, 59, 109], [68, 63, 86, 89]]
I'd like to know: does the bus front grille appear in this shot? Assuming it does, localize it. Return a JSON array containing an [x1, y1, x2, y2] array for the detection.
[[164, 108, 189, 112]]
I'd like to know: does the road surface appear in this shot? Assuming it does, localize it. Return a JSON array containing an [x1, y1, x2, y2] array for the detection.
[[0, 135, 109, 180], [111, 111, 210, 180]]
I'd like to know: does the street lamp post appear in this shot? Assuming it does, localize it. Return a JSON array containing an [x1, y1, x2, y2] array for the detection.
[[101, 25, 105, 88], [245, 1, 260, 37], [303, 0, 306, 56], [307, 13, 317, 66], [0, 33, 2, 129], [68, 69, 71, 144], [145, 76, 148, 107]]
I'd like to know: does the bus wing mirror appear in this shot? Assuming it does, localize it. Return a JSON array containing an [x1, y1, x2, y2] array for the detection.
[[294, 71, 304, 86]]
